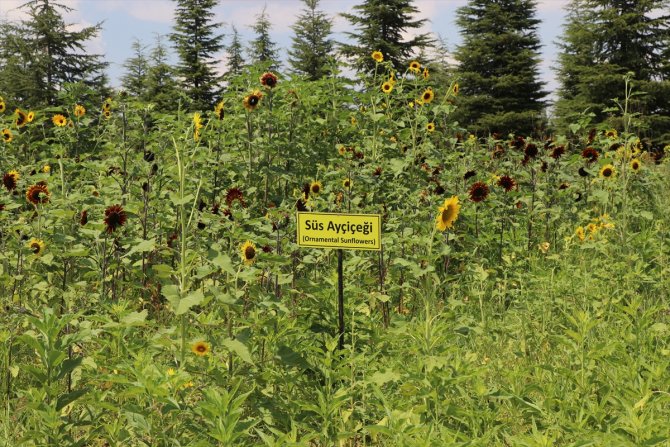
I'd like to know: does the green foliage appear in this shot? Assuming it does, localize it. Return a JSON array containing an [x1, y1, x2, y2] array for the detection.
[[248, 7, 280, 68], [339, 0, 434, 72], [170, 0, 224, 111], [121, 39, 150, 99], [288, 0, 335, 81], [452, 0, 547, 137], [224, 25, 247, 80]]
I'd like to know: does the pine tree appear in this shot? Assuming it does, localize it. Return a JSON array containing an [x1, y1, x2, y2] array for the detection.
[[452, 0, 547, 136], [554, 0, 670, 142], [248, 7, 279, 67], [121, 39, 150, 99], [145, 34, 181, 111], [170, 0, 224, 111], [288, 0, 334, 80], [224, 25, 246, 79], [0, 0, 107, 106], [339, 0, 433, 72]]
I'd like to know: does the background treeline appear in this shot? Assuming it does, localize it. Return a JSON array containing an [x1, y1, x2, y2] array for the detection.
[[1, 0, 669, 144]]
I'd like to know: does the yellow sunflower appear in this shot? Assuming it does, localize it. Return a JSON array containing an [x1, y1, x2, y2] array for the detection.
[[599, 164, 615, 179], [421, 88, 434, 104], [342, 178, 353, 189], [240, 240, 257, 265], [73, 104, 86, 117], [381, 81, 393, 94], [42, 165, 51, 173], [2, 129, 12, 143], [52, 114, 67, 127], [409, 60, 421, 73], [422, 67, 429, 79], [191, 340, 210, 357], [0, 98, 5, 113], [214, 100, 224, 120], [243, 90, 263, 111], [193, 112, 203, 141], [15, 109, 28, 128], [371, 51, 383, 63], [575, 226, 585, 241], [452, 83, 459, 96], [27, 238, 46, 256], [630, 158, 641, 172], [426, 122, 435, 132], [310, 180, 322, 195], [435, 196, 460, 231], [605, 129, 618, 139]]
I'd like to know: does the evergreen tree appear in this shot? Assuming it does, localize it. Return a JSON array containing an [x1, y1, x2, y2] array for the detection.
[[288, 0, 334, 80], [224, 25, 246, 79], [170, 0, 224, 111], [554, 0, 670, 142], [0, 0, 108, 106], [339, 0, 433, 72], [453, 0, 547, 136], [121, 39, 150, 98], [145, 34, 181, 111], [248, 7, 279, 67]]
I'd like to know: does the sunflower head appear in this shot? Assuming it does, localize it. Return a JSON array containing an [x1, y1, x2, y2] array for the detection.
[[422, 67, 429, 79], [103, 204, 127, 233], [240, 240, 257, 265], [15, 109, 28, 128], [581, 147, 599, 163], [225, 187, 246, 208], [0, 98, 5, 113], [524, 143, 538, 159], [342, 178, 353, 189], [243, 90, 263, 111], [575, 226, 585, 241], [52, 114, 67, 127], [260, 72, 278, 88], [551, 145, 566, 159], [27, 111, 35, 122], [310, 181, 322, 195], [435, 196, 460, 232], [3, 170, 20, 191], [191, 340, 210, 357], [452, 83, 459, 95], [2, 128, 12, 143], [599, 164, 615, 179], [605, 129, 618, 139], [469, 181, 489, 203], [381, 81, 393, 94], [214, 101, 224, 120], [26, 183, 50, 205], [421, 88, 434, 104], [409, 60, 421, 73], [74, 104, 86, 117], [630, 158, 641, 172], [497, 175, 516, 192], [28, 238, 46, 256], [371, 51, 383, 63], [426, 122, 435, 132]]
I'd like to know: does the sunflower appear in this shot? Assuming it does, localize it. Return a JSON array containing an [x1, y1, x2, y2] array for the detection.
[[605, 129, 618, 139], [452, 83, 459, 95], [80, 210, 88, 226], [214, 101, 224, 120], [0, 98, 5, 113], [599, 164, 615, 179], [191, 340, 210, 357], [497, 175, 516, 192], [337, 145, 347, 156], [243, 90, 263, 111], [15, 109, 28, 128], [193, 112, 203, 141], [550, 145, 566, 159], [225, 187, 246, 207], [240, 240, 257, 265], [469, 181, 489, 202], [310, 181, 322, 195], [409, 60, 421, 73], [103, 204, 127, 233], [103, 110, 112, 119], [26, 111, 35, 122], [74, 104, 86, 117], [581, 147, 599, 163], [26, 183, 50, 205], [371, 51, 383, 63], [630, 158, 641, 172], [435, 196, 460, 231], [426, 122, 435, 132], [524, 143, 538, 159], [52, 114, 67, 127], [575, 226, 585, 241], [2, 128, 12, 143], [381, 81, 393, 94], [342, 178, 353, 189], [42, 165, 50, 173], [260, 72, 278, 88], [27, 238, 46, 256], [422, 67, 429, 80], [421, 88, 434, 104], [3, 170, 19, 191], [102, 100, 112, 112]]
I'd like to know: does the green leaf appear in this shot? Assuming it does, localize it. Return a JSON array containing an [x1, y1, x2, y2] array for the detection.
[[223, 338, 253, 364], [124, 238, 156, 257], [175, 290, 204, 315], [121, 310, 148, 326], [56, 388, 88, 411]]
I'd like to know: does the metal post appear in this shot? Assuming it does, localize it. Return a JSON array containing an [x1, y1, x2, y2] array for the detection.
[[337, 249, 344, 350]]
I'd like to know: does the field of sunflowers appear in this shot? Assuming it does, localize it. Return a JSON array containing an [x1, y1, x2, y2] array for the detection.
[[1, 59, 670, 446]]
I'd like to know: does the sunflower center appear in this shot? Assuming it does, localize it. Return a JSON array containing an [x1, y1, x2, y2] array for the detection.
[[245, 246, 256, 260], [31, 243, 40, 254], [311, 185, 320, 194], [197, 345, 206, 353], [249, 96, 259, 106], [603, 168, 612, 177]]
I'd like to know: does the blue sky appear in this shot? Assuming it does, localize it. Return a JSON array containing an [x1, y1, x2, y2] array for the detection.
[[1, 0, 569, 97]]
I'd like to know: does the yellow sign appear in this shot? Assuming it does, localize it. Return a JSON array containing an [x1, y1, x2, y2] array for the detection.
[[297, 212, 381, 250]]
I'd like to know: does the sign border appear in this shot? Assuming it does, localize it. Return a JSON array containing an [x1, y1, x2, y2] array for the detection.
[[296, 211, 382, 251]]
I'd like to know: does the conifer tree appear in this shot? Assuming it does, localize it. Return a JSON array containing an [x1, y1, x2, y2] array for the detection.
[[453, 0, 547, 136], [224, 25, 246, 79], [145, 34, 180, 111], [248, 7, 279, 68], [0, 0, 107, 106], [554, 0, 670, 142], [121, 39, 150, 99], [339, 0, 433, 72], [288, 0, 334, 80], [170, 0, 224, 111]]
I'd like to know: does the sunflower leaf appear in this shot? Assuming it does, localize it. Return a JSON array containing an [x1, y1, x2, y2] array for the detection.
[[223, 338, 253, 364]]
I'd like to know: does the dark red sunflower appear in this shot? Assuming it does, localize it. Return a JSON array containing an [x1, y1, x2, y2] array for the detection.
[[550, 145, 566, 159], [581, 147, 599, 163], [225, 187, 246, 208], [79, 210, 88, 226], [469, 181, 489, 203], [104, 204, 127, 233], [260, 72, 278, 88], [463, 170, 476, 181], [497, 175, 516, 192], [26, 183, 50, 205], [524, 143, 538, 159], [3, 171, 19, 191]]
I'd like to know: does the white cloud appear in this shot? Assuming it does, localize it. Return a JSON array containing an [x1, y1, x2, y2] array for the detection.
[[1, 0, 82, 22], [95, 0, 174, 24]]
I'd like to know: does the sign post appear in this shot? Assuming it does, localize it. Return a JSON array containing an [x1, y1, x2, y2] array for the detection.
[[297, 212, 381, 350]]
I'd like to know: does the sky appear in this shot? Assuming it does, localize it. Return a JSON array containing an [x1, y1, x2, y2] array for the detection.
[[0, 0, 570, 99]]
